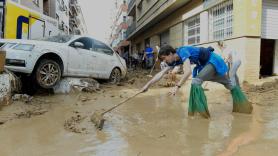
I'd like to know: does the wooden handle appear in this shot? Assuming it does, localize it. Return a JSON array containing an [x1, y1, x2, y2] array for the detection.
[[149, 46, 160, 76], [101, 92, 141, 115]]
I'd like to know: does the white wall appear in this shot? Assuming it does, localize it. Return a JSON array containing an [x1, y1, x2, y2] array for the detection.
[[56, 0, 70, 34], [200, 11, 209, 43]]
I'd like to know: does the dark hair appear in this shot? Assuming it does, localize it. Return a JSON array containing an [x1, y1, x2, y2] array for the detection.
[[207, 46, 214, 52], [158, 45, 176, 58]]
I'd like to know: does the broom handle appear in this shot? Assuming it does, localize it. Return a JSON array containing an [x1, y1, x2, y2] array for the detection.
[[101, 92, 142, 115], [149, 46, 160, 75], [149, 57, 158, 75]]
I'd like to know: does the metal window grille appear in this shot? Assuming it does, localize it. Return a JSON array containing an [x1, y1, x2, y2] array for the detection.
[[184, 15, 200, 45], [209, 0, 233, 41]]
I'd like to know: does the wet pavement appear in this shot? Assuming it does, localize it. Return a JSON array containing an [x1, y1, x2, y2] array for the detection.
[[0, 79, 278, 156]]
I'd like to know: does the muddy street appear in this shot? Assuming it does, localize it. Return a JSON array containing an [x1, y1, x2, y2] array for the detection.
[[1, 76, 278, 156]]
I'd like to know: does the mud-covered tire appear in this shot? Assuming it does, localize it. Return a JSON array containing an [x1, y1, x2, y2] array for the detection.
[[109, 68, 121, 84], [34, 59, 61, 89]]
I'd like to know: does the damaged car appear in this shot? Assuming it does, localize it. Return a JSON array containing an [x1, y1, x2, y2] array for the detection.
[[0, 35, 127, 89]]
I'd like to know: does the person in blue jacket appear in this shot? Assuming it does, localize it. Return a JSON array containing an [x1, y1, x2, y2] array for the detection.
[[144, 44, 154, 69], [141, 45, 252, 118]]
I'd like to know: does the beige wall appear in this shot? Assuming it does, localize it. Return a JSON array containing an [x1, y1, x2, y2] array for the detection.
[[169, 23, 183, 48], [233, 0, 262, 38], [198, 37, 261, 82], [150, 35, 160, 50]]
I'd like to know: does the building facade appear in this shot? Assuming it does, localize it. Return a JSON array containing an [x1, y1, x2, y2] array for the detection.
[[55, 0, 70, 34], [109, 0, 129, 54], [69, 0, 87, 35], [126, 0, 278, 83], [1, 0, 87, 39]]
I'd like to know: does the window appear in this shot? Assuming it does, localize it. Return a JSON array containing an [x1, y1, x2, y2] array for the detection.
[[70, 37, 92, 50], [65, 6, 68, 16], [33, 0, 39, 6], [55, 13, 59, 21], [93, 39, 114, 55], [209, 0, 233, 41], [123, 16, 126, 22], [184, 15, 200, 45], [123, 31, 127, 39]]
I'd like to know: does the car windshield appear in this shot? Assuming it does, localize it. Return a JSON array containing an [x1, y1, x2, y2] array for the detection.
[[1, 43, 17, 50], [36, 34, 73, 43]]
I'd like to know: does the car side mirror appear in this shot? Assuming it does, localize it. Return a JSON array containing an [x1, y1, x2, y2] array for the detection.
[[73, 42, 84, 48]]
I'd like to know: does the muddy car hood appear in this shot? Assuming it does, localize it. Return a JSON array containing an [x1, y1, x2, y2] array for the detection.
[[0, 39, 67, 47]]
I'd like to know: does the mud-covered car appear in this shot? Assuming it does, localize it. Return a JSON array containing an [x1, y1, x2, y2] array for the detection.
[[0, 35, 127, 89]]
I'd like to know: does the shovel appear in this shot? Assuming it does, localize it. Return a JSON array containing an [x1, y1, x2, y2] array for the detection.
[[91, 91, 142, 130]]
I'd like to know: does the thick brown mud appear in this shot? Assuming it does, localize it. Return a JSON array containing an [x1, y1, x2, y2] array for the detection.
[[0, 75, 278, 156]]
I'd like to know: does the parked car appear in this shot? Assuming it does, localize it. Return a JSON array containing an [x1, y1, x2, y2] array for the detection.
[[0, 35, 127, 89]]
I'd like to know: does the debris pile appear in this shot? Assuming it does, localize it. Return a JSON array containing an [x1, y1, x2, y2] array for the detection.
[[244, 79, 278, 92], [0, 70, 21, 106], [54, 78, 100, 94]]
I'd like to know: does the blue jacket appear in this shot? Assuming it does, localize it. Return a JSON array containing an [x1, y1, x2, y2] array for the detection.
[[145, 47, 154, 58], [168, 46, 228, 77]]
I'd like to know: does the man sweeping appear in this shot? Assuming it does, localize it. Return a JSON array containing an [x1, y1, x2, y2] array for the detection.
[[140, 45, 253, 118]]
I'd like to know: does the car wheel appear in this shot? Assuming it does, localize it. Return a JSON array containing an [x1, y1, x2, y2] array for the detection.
[[109, 68, 121, 84], [34, 59, 61, 89]]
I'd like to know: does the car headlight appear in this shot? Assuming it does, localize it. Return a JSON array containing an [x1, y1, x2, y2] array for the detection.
[[12, 44, 34, 51]]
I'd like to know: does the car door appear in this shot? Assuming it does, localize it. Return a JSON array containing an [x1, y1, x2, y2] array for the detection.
[[67, 37, 95, 77], [90, 39, 115, 79]]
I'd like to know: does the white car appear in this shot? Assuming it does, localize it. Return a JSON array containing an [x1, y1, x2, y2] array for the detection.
[[0, 35, 127, 89]]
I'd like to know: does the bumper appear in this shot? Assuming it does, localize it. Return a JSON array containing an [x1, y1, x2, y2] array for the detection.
[[4, 50, 36, 74], [5, 65, 32, 74]]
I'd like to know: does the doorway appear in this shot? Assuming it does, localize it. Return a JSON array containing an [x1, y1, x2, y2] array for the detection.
[[260, 39, 275, 77]]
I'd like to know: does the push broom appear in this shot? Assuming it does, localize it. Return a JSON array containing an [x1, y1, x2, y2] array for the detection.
[[91, 91, 142, 130]]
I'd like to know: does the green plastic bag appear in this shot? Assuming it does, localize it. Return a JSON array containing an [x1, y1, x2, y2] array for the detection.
[[231, 86, 253, 114], [188, 84, 210, 118]]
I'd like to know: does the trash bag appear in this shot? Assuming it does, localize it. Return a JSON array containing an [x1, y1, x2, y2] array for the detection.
[[231, 86, 253, 114], [188, 84, 210, 118]]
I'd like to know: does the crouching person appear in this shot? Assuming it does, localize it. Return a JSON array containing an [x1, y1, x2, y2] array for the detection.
[[140, 45, 253, 118]]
